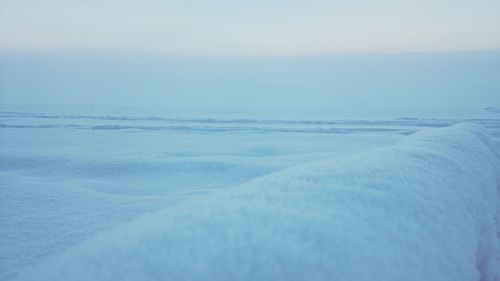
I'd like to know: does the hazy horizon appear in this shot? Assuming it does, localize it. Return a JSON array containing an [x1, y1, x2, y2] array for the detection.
[[1, 49, 499, 112], [1, 1, 499, 113]]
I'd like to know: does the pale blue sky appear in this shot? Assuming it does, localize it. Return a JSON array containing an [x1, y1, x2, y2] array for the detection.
[[1, 0, 499, 55]]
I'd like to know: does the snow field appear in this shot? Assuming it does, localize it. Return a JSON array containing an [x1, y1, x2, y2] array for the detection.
[[15, 123, 500, 281]]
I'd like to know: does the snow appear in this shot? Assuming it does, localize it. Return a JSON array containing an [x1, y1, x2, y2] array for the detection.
[[1, 50, 499, 280], [1, 107, 405, 280], [10, 123, 499, 281]]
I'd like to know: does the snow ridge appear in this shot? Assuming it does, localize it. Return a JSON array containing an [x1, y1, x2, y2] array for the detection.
[[16, 124, 500, 281]]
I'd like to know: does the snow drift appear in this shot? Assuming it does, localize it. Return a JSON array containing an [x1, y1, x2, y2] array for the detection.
[[17, 124, 500, 281]]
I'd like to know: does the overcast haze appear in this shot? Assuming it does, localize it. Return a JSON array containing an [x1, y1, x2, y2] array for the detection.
[[1, 0, 499, 55], [0, 1, 499, 110]]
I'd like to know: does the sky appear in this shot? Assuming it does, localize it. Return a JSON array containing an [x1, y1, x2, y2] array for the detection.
[[0, 0, 499, 55], [1, 51, 499, 110], [0, 1, 499, 111]]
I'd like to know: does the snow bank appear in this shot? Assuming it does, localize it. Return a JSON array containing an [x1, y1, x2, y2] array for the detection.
[[17, 124, 500, 281]]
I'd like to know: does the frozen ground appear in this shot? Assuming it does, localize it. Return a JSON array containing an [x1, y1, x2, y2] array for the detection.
[[1, 106, 500, 280]]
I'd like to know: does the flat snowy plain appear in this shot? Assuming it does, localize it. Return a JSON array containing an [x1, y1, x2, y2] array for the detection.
[[1, 105, 499, 280]]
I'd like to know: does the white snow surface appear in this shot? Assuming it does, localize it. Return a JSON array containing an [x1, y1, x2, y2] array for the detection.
[[15, 123, 500, 281]]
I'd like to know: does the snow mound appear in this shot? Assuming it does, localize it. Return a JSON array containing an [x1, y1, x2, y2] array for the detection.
[[17, 124, 500, 281]]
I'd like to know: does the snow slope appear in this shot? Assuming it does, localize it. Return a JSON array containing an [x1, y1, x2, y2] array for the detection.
[[15, 123, 500, 281], [0, 110, 402, 280]]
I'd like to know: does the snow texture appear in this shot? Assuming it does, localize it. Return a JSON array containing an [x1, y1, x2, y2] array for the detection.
[[14, 123, 500, 281]]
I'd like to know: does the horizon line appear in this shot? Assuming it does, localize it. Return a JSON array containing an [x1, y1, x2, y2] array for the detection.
[[0, 47, 499, 58]]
